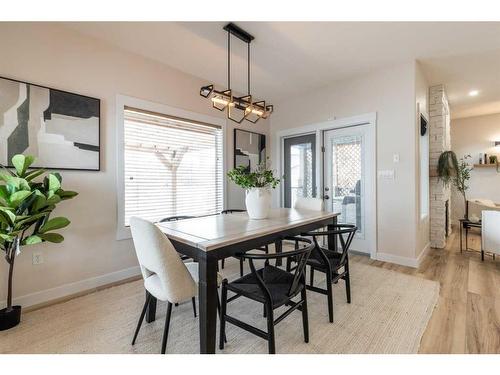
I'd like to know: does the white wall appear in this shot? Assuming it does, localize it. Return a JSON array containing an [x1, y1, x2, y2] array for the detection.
[[0, 23, 269, 307], [415, 61, 430, 258], [271, 62, 421, 265], [450, 112, 500, 221]]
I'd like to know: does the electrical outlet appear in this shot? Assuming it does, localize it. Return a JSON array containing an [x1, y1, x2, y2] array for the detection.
[[32, 251, 44, 265]]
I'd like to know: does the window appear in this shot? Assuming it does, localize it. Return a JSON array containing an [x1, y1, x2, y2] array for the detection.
[[123, 107, 223, 226]]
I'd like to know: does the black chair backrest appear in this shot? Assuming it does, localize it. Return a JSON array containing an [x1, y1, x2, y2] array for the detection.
[[308, 224, 357, 267], [159, 215, 196, 223], [220, 209, 246, 214], [238, 237, 314, 300]]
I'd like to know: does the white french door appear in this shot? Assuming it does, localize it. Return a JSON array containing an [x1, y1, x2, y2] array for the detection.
[[323, 124, 374, 254]]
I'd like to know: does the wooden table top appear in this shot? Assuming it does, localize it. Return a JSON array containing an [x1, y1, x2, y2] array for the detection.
[[156, 208, 338, 252]]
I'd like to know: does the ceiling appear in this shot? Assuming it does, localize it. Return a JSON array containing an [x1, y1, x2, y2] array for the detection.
[[63, 22, 500, 119]]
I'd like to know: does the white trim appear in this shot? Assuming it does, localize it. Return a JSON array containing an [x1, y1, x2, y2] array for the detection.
[[375, 252, 419, 268], [115, 94, 227, 240], [416, 242, 431, 266], [0, 266, 141, 309], [274, 112, 377, 260]]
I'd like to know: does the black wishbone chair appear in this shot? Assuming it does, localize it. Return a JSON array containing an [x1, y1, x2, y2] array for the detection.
[[295, 224, 357, 323], [219, 209, 269, 275], [219, 237, 314, 354]]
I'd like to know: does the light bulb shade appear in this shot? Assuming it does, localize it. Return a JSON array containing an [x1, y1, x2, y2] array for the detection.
[[211, 89, 232, 111], [228, 95, 250, 123], [200, 84, 214, 98], [261, 104, 274, 119], [244, 100, 266, 123]]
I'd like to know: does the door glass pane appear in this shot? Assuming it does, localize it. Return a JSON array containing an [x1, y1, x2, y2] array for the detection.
[[283, 134, 316, 208], [290, 143, 314, 207], [331, 135, 364, 236]]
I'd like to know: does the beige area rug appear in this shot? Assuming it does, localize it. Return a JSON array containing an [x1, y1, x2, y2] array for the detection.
[[0, 259, 439, 354]]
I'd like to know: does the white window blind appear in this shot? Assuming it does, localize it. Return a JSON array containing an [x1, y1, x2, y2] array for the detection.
[[123, 107, 223, 226]]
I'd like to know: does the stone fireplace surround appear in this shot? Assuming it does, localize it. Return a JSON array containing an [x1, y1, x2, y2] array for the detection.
[[429, 84, 452, 248]]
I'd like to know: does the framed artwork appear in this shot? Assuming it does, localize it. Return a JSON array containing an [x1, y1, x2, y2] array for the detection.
[[233, 128, 266, 171], [0, 76, 100, 171]]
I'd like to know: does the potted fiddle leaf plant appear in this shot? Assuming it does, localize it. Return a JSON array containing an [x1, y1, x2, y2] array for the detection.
[[0, 154, 77, 331], [227, 160, 280, 219], [437, 151, 472, 219]]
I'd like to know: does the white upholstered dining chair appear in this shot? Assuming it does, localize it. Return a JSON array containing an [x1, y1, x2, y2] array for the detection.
[[294, 197, 324, 211], [481, 210, 500, 261], [129, 216, 223, 353]]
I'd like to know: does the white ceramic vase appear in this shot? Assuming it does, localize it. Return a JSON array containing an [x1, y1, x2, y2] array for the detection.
[[245, 187, 271, 219]]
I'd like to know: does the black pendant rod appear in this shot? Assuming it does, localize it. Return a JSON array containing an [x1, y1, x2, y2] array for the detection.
[[247, 42, 250, 95], [227, 30, 231, 90]]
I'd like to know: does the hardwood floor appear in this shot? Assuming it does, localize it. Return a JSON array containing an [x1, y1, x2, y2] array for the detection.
[[352, 228, 499, 353]]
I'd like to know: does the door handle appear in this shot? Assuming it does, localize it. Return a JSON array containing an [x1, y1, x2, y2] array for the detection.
[[324, 195, 330, 200]]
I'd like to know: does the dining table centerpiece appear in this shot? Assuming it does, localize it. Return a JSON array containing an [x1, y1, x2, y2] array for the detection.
[[227, 160, 280, 219]]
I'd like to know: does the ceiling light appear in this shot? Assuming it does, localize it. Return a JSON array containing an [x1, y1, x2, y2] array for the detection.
[[200, 23, 273, 124], [468, 90, 479, 96]]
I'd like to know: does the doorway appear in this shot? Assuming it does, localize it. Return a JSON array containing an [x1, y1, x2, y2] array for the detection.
[[283, 134, 317, 208], [277, 113, 376, 257], [323, 124, 374, 254]]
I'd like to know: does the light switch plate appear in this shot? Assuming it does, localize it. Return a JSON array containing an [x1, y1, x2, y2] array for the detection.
[[393, 153, 400, 163], [378, 170, 395, 180]]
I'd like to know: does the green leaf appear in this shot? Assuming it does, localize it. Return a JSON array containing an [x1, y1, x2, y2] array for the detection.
[[46, 194, 61, 206], [24, 169, 46, 182], [39, 232, 64, 243], [46, 174, 61, 191], [14, 212, 48, 229], [32, 194, 48, 212], [0, 233, 15, 242], [57, 189, 78, 200], [12, 154, 35, 177], [0, 186, 8, 206], [9, 190, 33, 208], [23, 235, 42, 245], [39, 217, 70, 233], [0, 207, 16, 224]]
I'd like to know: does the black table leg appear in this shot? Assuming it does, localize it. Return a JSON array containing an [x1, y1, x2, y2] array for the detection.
[[328, 216, 338, 251], [146, 294, 157, 323], [465, 225, 469, 251], [275, 239, 283, 266], [198, 255, 218, 354], [460, 221, 463, 252]]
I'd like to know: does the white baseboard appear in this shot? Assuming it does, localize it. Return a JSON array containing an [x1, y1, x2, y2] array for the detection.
[[1, 266, 141, 309], [416, 242, 431, 267], [374, 252, 419, 268]]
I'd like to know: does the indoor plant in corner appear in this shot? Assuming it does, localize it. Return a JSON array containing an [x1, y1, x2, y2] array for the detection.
[[437, 151, 472, 219], [0, 154, 77, 331], [227, 160, 280, 219]]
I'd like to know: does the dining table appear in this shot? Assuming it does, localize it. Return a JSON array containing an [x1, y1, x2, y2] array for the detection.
[[154, 207, 339, 353]]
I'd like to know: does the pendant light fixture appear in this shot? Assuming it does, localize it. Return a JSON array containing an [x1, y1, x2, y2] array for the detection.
[[200, 23, 273, 124]]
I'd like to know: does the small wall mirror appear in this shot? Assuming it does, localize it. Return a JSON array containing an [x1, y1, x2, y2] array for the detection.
[[234, 129, 266, 171]]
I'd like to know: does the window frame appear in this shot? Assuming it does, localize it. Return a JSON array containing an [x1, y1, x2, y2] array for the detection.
[[116, 94, 227, 240]]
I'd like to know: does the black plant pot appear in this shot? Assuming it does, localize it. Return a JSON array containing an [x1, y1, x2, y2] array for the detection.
[[0, 305, 21, 331]]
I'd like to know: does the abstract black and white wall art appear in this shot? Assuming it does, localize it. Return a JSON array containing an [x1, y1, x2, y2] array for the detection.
[[234, 129, 266, 172], [0, 76, 100, 171]]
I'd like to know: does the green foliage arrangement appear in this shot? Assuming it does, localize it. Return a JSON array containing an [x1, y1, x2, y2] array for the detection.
[[0, 154, 78, 311], [437, 151, 472, 218], [227, 160, 280, 190], [437, 150, 459, 187]]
